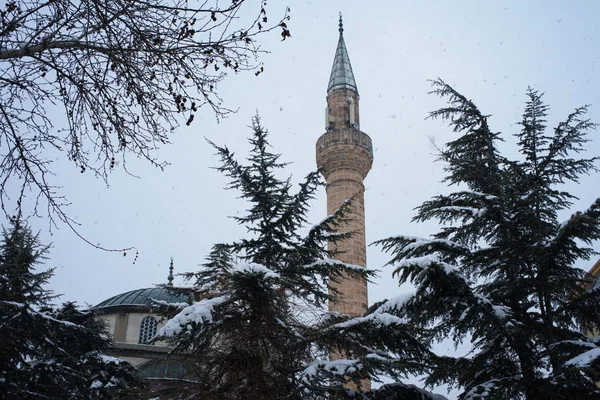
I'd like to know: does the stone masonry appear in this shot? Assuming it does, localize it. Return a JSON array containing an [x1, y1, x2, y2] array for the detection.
[[316, 125, 373, 317]]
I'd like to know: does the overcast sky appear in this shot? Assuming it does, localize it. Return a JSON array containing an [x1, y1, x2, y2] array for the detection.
[[11, 0, 600, 387]]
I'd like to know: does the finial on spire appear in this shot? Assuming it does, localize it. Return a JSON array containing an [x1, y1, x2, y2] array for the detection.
[[167, 257, 174, 286], [338, 12, 343, 35]]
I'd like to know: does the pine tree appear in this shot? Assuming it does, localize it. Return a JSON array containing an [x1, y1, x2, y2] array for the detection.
[[377, 79, 600, 399], [157, 116, 440, 400], [32, 301, 141, 399], [0, 220, 139, 399], [0, 219, 54, 397]]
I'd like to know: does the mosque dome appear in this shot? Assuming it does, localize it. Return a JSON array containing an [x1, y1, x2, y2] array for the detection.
[[92, 284, 192, 383], [92, 259, 192, 377], [94, 287, 190, 313], [93, 286, 190, 352]]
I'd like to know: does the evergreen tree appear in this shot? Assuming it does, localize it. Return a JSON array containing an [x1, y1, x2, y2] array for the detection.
[[377, 80, 600, 399], [157, 116, 441, 400], [0, 219, 54, 396], [0, 220, 138, 399]]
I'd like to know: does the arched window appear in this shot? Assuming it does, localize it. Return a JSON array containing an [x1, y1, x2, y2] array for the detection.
[[139, 316, 158, 344]]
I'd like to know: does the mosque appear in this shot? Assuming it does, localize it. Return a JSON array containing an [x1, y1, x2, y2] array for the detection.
[[93, 15, 373, 382], [92, 18, 600, 395]]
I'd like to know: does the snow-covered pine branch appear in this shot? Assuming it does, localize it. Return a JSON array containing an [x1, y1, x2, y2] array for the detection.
[[156, 118, 439, 399], [379, 80, 600, 399]]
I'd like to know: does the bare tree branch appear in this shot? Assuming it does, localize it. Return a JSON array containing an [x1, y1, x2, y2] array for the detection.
[[0, 0, 290, 249]]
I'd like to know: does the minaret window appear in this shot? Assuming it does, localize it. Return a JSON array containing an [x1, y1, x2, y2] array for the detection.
[[139, 316, 158, 344]]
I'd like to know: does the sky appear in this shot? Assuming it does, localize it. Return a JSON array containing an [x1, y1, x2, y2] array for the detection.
[[8, 0, 600, 395]]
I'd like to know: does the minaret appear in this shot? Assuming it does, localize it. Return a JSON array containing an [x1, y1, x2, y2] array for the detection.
[[317, 14, 373, 318]]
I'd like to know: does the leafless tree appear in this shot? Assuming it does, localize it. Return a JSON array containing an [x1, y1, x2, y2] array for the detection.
[[0, 0, 290, 247]]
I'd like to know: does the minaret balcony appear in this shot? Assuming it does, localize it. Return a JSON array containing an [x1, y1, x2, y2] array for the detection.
[[316, 128, 373, 180]]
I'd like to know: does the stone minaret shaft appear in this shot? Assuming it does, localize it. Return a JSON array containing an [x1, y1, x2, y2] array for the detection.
[[317, 16, 373, 318]]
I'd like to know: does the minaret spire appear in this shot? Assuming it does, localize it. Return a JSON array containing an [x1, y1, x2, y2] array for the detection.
[[327, 13, 358, 95], [167, 257, 174, 287]]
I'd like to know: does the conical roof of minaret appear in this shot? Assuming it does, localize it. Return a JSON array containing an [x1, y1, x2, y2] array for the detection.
[[327, 14, 358, 95]]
